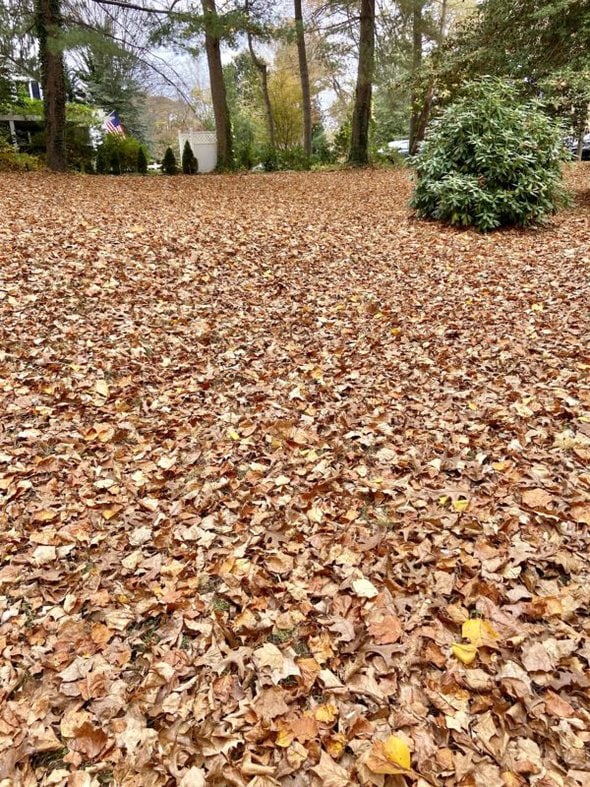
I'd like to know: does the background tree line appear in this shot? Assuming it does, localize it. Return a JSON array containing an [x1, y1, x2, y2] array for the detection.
[[1, 0, 589, 172]]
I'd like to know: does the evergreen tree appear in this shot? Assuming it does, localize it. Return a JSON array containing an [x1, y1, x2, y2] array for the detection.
[[95, 147, 107, 173], [162, 145, 177, 174], [137, 145, 148, 173], [182, 139, 198, 173], [110, 148, 122, 174]]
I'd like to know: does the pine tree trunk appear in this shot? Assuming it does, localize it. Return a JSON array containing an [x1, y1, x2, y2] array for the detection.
[[348, 0, 375, 167], [202, 0, 233, 170], [294, 0, 312, 161], [35, 0, 67, 171]]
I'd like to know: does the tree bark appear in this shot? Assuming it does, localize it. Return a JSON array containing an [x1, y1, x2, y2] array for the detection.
[[294, 0, 312, 161], [409, 0, 423, 156], [202, 0, 233, 170], [35, 0, 67, 171], [245, 0, 275, 150], [348, 0, 375, 166]]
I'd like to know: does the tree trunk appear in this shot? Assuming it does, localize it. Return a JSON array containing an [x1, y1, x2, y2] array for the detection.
[[409, 0, 423, 156], [202, 0, 233, 170], [348, 0, 375, 166], [35, 0, 67, 171], [294, 0, 312, 161], [245, 0, 275, 150]]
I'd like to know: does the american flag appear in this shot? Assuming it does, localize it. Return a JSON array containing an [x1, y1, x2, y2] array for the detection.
[[103, 111, 125, 136]]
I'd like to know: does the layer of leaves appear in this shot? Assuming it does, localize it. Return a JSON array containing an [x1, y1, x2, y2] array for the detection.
[[1, 168, 590, 785]]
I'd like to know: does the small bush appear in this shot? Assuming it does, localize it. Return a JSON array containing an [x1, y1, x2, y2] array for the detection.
[[137, 146, 148, 174], [162, 146, 178, 175], [95, 148, 107, 174], [412, 78, 570, 232], [110, 149, 122, 175], [260, 144, 278, 172], [181, 140, 198, 174], [0, 135, 41, 171], [96, 133, 146, 174], [279, 145, 310, 171]]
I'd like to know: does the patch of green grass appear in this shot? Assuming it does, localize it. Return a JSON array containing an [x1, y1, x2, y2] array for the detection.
[[31, 746, 68, 772], [211, 595, 231, 612], [268, 628, 295, 645]]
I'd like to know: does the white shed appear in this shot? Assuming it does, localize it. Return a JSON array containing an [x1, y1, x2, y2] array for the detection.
[[178, 130, 217, 173]]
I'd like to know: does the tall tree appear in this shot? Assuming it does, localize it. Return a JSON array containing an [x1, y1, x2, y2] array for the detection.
[[408, 0, 423, 154], [35, 0, 67, 170], [293, 0, 312, 159], [244, 0, 275, 150], [201, 0, 233, 169], [348, 0, 375, 166]]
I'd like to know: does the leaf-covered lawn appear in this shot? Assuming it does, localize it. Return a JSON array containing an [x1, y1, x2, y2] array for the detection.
[[1, 168, 589, 786]]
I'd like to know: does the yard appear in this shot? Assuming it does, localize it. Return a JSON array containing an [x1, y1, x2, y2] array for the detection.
[[1, 168, 589, 786]]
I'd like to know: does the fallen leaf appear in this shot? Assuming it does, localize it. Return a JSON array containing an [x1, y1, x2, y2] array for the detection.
[[522, 488, 553, 509], [94, 379, 109, 399], [383, 735, 412, 769], [451, 643, 478, 665], [352, 577, 379, 598]]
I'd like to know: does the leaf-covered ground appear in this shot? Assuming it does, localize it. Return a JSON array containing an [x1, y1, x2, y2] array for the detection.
[[1, 168, 589, 787]]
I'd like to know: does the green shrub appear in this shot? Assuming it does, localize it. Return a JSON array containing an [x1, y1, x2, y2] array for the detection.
[[110, 149, 122, 175], [0, 135, 41, 171], [162, 146, 178, 175], [137, 146, 148, 174], [95, 148, 107, 174], [96, 133, 145, 174], [181, 140, 198, 174], [411, 78, 570, 232], [261, 145, 278, 172], [279, 145, 310, 171], [261, 145, 310, 172]]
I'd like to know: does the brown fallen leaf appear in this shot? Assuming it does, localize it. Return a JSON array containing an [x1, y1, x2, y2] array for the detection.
[[522, 487, 554, 509], [367, 614, 402, 644], [311, 750, 350, 787], [68, 722, 108, 759]]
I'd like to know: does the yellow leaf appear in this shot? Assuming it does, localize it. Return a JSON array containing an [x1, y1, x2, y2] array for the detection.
[[32, 509, 58, 522], [315, 703, 337, 723], [452, 498, 469, 513], [462, 618, 499, 647], [325, 733, 346, 759], [227, 429, 240, 441], [383, 736, 411, 770], [492, 461, 509, 471], [275, 728, 294, 748], [451, 643, 477, 665], [438, 495, 449, 506], [101, 506, 122, 520]]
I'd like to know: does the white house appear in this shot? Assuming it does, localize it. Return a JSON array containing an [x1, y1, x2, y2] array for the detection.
[[178, 130, 217, 173]]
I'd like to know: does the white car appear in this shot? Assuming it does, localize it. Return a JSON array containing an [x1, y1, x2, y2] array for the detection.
[[387, 139, 410, 156]]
